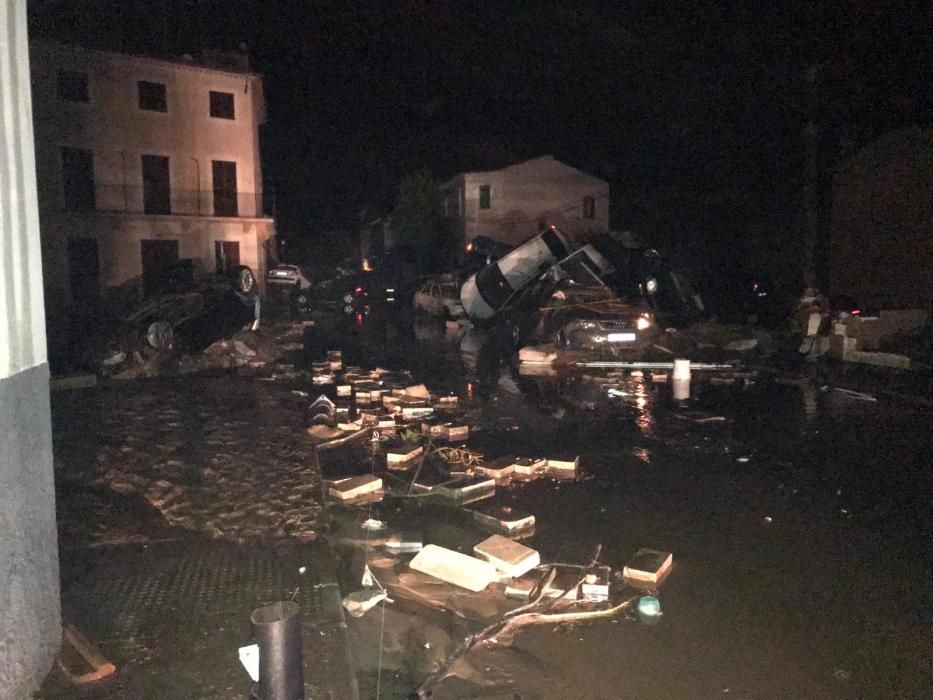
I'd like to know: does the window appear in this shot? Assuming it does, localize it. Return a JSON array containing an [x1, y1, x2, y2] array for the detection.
[[141, 154, 171, 214], [138, 81, 167, 112], [57, 70, 89, 102], [212, 160, 238, 216], [209, 91, 235, 119], [583, 196, 595, 219], [60, 147, 95, 211], [479, 184, 491, 210]]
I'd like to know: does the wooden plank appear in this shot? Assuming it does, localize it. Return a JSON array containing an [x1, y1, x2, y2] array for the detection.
[[59, 624, 117, 684]]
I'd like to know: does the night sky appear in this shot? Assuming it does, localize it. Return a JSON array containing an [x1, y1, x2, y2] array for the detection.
[[29, 1, 932, 278]]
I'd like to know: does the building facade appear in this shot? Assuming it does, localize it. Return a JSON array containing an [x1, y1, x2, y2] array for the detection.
[[830, 127, 933, 309], [29, 40, 275, 321], [1, 4, 61, 697], [441, 155, 609, 248]]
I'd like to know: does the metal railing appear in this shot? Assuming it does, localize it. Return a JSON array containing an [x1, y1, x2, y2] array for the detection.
[[78, 184, 272, 218]]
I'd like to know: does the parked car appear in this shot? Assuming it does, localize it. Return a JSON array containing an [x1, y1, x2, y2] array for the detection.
[[266, 263, 312, 290], [413, 275, 463, 317]]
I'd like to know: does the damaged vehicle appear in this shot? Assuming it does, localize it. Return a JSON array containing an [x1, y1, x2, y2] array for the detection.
[[413, 275, 464, 317], [105, 262, 260, 360], [514, 285, 658, 357]]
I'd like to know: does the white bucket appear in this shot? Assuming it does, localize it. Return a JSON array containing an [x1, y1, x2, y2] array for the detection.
[[672, 359, 691, 380], [672, 378, 691, 401]]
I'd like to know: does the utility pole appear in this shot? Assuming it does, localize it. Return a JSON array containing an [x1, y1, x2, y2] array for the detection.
[[802, 64, 820, 289]]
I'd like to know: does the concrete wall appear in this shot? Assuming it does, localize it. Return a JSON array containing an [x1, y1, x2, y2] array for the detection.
[[443, 156, 609, 247], [0, 2, 61, 696]]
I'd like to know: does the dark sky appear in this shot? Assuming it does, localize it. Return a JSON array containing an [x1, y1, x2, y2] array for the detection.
[[29, 0, 932, 261]]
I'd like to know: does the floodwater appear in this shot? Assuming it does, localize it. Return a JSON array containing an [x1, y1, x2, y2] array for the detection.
[[52, 307, 931, 699], [310, 310, 931, 699]]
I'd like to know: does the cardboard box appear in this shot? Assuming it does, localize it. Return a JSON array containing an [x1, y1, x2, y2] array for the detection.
[[473, 534, 540, 577], [409, 545, 497, 592], [623, 549, 673, 586], [329, 475, 383, 500], [471, 502, 536, 534]]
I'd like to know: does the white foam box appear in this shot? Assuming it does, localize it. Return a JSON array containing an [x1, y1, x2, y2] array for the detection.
[[471, 502, 536, 534], [580, 565, 611, 601], [421, 419, 447, 438], [377, 418, 397, 430], [386, 442, 424, 467], [513, 457, 547, 476], [442, 424, 469, 442], [382, 395, 400, 409], [410, 470, 458, 493], [409, 544, 497, 592], [402, 406, 434, 418], [397, 395, 430, 408], [477, 456, 516, 481], [435, 475, 495, 502], [623, 549, 673, 586], [385, 531, 423, 553], [546, 456, 579, 474], [401, 384, 431, 399], [473, 534, 540, 578], [437, 396, 459, 408], [329, 475, 383, 500], [354, 391, 373, 405], [336, 385, 352, 398]]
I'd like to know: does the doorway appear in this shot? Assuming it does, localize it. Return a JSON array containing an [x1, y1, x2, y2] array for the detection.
[[67, 238, 100, 303], [142, 154, 171, 214], [212, 160, 238, 216], [141, 239, 179, 297], [214, 240, 240, 275]]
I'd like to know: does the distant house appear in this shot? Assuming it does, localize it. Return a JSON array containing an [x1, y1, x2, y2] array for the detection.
[[829, 127, 933, 309], [29, 40, 276, 319], [440, 155, 609, 248]]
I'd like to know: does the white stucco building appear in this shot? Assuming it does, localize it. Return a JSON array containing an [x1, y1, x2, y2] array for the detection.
[[441, 155, 609, 248], [29, 40, 276, 320]]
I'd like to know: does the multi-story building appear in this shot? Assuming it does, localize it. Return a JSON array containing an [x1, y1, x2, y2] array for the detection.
[[441, 155, 609, 248], [29, 40, 276, 320]]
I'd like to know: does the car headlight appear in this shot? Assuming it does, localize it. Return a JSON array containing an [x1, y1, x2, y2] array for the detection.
[[636, 316, 652, 331], [646, 277, 658, 294]]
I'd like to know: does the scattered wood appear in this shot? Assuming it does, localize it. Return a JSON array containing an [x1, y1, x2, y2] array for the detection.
[[58, 624, 116, 684]]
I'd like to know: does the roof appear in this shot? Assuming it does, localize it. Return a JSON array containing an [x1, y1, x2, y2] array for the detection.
[[30, 39, 262, 80], [441, 155, 604, 188]]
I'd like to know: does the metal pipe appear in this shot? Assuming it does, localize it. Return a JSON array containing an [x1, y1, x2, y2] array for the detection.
[[250, 601, 304, 700]]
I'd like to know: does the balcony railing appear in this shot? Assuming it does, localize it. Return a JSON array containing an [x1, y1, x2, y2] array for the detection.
[[75, 184, 272, 218]]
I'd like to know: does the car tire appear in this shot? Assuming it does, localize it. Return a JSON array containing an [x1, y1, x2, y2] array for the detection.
[[231, 265, 256, 294], [146, 320, 175, 349]]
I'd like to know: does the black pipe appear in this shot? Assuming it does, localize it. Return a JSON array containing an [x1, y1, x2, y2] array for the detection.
[[250, 601, 304, 700]]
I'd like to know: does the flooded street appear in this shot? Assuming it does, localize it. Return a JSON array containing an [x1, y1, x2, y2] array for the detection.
[[51, 309, 931, 699]]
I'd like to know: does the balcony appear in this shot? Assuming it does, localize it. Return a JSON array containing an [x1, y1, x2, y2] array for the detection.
[[70, 184, 272, 218]]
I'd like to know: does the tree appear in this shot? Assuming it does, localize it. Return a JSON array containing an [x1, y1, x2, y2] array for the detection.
[[391, 169, 457, 265]]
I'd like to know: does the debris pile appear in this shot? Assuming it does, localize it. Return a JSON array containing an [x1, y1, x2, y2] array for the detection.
[[304, 349, 675, 696]]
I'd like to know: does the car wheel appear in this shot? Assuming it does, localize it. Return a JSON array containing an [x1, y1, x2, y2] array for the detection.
[[231, 265, 256, 294], [146, 320, 175, 349]]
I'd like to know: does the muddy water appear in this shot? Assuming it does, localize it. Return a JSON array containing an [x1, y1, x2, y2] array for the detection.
[[309, 311, 932, 699], [52, 309, 931, 698]]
